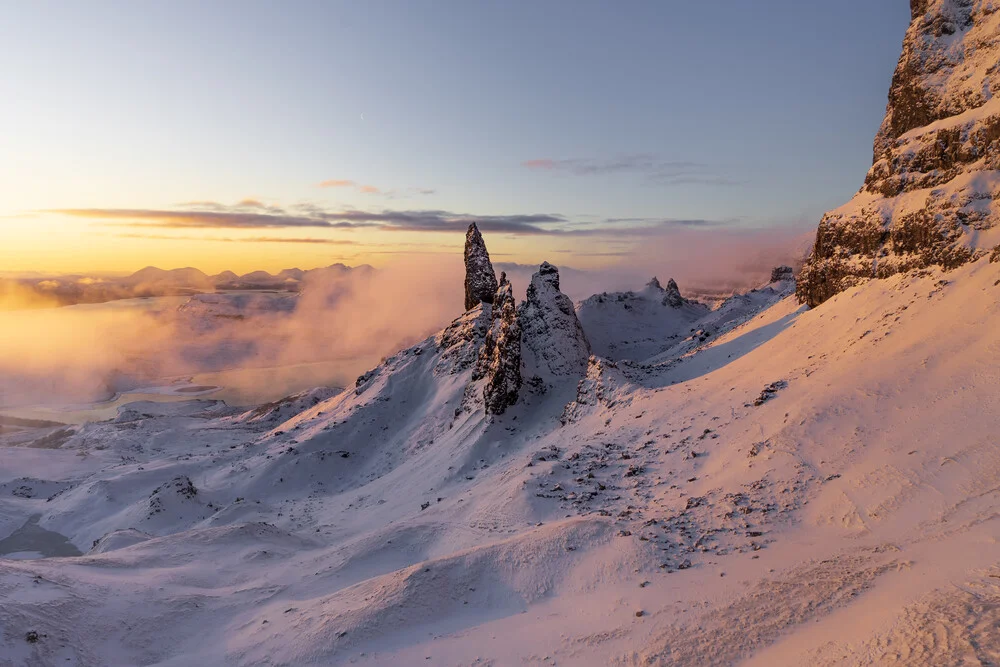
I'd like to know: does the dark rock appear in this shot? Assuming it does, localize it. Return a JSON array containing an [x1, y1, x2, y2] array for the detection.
[[476, 273, 522, 415], [662, 278, 684, 308], [770, 266, 794, 282], [464, 223, 499, 311], [752, 381, 788, 407]]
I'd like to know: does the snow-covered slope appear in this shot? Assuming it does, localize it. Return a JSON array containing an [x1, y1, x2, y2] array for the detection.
[[2, 251, 999, 664]]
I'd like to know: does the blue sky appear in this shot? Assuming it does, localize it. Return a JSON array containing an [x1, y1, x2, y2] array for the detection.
[[0, 1, 911, 273]]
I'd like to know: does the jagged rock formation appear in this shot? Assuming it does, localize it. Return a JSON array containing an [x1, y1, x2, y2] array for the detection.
[[662, 278, 684, 308], [798, 0, 1000, 306], [464, 223, 499, 311], [770, 266, 795, 283], [476, 273, 522, 415], [519, 262, 591, 386]]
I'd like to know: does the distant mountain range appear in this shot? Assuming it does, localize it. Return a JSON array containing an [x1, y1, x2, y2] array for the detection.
[[1, 263, 374, 309]]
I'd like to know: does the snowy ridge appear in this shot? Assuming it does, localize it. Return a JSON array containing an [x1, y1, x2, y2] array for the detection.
[[577, 277, 710, 362]]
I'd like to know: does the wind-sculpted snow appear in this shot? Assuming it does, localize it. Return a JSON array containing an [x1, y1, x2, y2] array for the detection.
[[798, 0, 1000, 306]]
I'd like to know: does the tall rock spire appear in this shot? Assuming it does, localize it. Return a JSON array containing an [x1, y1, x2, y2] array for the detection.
[[477, 272, 522, 415], [464, 223, 499, 311]]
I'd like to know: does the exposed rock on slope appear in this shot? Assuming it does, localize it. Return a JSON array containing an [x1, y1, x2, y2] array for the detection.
[[464, 223, 499, 311], [798, 0, 1000, 306], [476, 273, 522, 415], [577, 277, 709, 362], [519, 262, 590, 387], [770, 265, 794, 283]]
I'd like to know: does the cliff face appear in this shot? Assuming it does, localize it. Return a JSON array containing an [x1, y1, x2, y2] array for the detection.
[[798, 0, 1000, 306]]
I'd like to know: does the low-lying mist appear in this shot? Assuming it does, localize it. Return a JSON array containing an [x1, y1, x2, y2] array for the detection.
[[0, 226, 811, 411]]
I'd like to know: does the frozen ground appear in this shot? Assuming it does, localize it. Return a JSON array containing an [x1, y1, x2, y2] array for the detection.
[[1, 259, 999, 665]]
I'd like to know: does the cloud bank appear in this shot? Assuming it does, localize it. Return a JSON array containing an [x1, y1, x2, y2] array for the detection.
[[52, 204, 728, 237]]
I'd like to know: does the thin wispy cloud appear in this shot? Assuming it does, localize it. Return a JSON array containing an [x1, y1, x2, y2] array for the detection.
[[115, 233, 358, 245], [522, 153, 743, 186], [317, 180, 436, 199]]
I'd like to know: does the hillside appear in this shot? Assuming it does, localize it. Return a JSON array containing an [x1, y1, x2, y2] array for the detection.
[[2, 223, 999, 663]]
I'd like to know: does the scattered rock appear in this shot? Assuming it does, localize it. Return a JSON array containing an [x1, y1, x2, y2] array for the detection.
[[753, 381, 788, 406]]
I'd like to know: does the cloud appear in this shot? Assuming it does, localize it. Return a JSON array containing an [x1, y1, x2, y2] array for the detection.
[[115, 233, 358, 245], [522, 159, 556, 169], [53, 208, 355, 229], [52, 204, 734, 237], [522, 154, 743, 186], [317, 181, 435, 198]]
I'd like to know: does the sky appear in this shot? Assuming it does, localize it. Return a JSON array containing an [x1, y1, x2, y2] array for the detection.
[[0, 0, 911, 275]]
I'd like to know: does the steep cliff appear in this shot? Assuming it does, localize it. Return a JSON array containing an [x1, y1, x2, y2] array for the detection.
[[798, 0, 1000, 306]]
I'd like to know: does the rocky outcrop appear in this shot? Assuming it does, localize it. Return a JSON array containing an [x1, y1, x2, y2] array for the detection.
[[476, 273, 522, 415], [464, 223, 499, 311], [578, 278, 709, 362], [798, 0, 1000, 307], [662, 278, 684, 308], [770, 266, 794, 283], [642, 276, 686, 307], [519, 262, 591, 386]]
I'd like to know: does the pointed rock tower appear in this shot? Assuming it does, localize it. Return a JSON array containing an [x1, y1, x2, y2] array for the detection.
[[477, 272, 522, 415], [797, 0, 1000, 306], [464, 223, 499, 311], [662, 278, 684, 308], [518, 262, 590, 385]]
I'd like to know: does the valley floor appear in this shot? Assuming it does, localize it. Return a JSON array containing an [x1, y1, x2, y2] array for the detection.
[[2, 258, 999, 666]]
